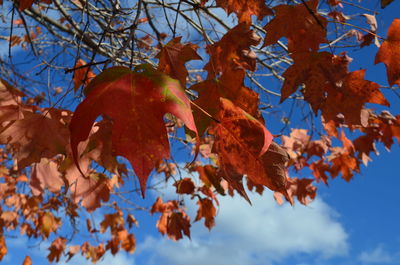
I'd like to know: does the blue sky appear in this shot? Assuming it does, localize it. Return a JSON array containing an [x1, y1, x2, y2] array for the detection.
[[1, 0, 400, 265]]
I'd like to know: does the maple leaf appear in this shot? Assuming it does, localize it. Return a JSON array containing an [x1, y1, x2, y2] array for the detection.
[[68, 171, 111, 212], [157, 37, 201, 87], [204, 23, 261, 78], [328, 149, 359, 181], [322, 70, 389, 125], [263, 0, 327, 53], [100, 211, 124, 233], [375, 19, 400, 86], [118, 230, 136, 253], [30, 158, 65, 196], [39, 212, 60, 238], [211, 98, 290, 200], [66, 245, 80, 262], [151, 197, 191, 240], [73, 59, 96, 92], [166, 212, 191, 241], [0, 108, 70, 169], [47, 237, 67, 263], [280, 51, 349, 106], [355, 110, 400, 151], [81, 242, 106, 263], [274, 177, 317, 205], [325, 133, 359, 181], [0, 211, 18, 229], [85, 119, 120, 174], [0, 79, 25, 106], [194, 165, 225, 195], [70, 65, 198, 196], [195, 198, 216, 230], [328, 11, 347, 23], [174, 178, 196, 194], [214, 0, 273, 23], [192, 68, 261, 136], [0, 236, 7, 261], [309, 160, 330, 184], [127, 214, 138, 229]]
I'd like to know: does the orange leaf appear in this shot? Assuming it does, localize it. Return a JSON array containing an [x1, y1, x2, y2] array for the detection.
[[119, 230, 136, 253], [195, 165, 225, 195], [22, 256, 32, 265], [192, 69, 261, 136], [322, 70, 389, 125], [214, 0, 273, 23], [68, 172, 111, 212], [263, 0, 327, 53], [30, 158, 64, 196], [157, 37, 201, 87], [70, 65, 198, 196], [204, 23, 261, 78], [280, 52, 349, 106], [0, 108, 70, 169], [0, 79, 25, 106], [375, 19, 400, 86], [39, 212, 60, 238], [72, 59, 96, 92], [211, 98, 290, 200], [195, 198, 216, 230], [151, 197, 191, 240], [47, 237, 66, 263], [275, 177, 317, 205], [0, 235, 7, 261]]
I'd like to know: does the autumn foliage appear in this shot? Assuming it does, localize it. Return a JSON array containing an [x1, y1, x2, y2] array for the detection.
[[0, 0, 400, 263]]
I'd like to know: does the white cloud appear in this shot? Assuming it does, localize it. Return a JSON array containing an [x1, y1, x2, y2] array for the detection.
[[58, 252, 136, 265], [140, 184, 349, 265], [358, 245, 396, 264]]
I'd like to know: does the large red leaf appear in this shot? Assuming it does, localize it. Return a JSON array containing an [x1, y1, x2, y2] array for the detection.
[[70, 65, 197, 196]]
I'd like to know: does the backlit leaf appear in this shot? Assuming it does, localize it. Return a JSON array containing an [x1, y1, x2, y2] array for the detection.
[[375, 19, 400, 86], [157, 37, 201, 87], [263, 0, 327, 53], [70, 65, 197, 196]]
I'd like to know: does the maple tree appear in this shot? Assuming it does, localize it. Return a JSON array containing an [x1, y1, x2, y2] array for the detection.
[[0, 0, 399, 263]]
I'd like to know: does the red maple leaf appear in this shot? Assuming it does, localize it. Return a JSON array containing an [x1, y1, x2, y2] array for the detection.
[[205, 23, 261, 78], [157, 37, 201, 87], [263, 0, 327, 53], [375, 18, 400, 86], [70, 65, 198, 196], [214, 0, 273, 23]]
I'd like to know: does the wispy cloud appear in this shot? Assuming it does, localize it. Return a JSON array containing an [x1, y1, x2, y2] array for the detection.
[[358, 245, 398, 264]]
